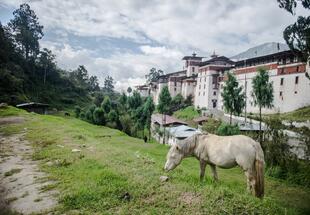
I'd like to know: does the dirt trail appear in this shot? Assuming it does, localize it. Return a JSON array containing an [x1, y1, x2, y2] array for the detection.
[[0, 117, 58, 214]]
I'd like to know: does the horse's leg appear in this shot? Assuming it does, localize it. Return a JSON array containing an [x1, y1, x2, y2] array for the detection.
[[199, 160, 207, 181], [210, 164, 218, 181], [244, 168, 255, 194], [244, 171, 251, 192]]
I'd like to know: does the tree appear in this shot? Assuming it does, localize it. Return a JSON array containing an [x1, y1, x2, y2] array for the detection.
[[277, 0, 310, 63], [157, 86, 172, 144], [70, 65, 89, 89], [103, 76, 114, 92], [184, 94, 194, 107], [8, 3, 44, 60], [38, 48, 56, 85], [118, 92, 127, 112], [145, 68, 164, 83], [74, 106, 81, 118], [128, 91, 142, 110], [101, 96, 111, 113], [143, 96, 155, 141], [171, 93, 185, 112], [93, 107, 105, 125], [252, 68, 274, 144], [127, 87, 132, 95], [221, 72, 245, 124], [89, 76, 100, 92]]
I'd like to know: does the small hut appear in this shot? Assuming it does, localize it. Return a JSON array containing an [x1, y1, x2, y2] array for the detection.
[[16, 102, 49, 114]]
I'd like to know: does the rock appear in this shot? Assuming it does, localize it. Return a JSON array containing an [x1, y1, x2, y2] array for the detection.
[[45, 161, 53, 167], [120, 192, 131, 201], [0, 103, 8, 108], [72, 149, 81, 152], [159, 176, 169, 182]]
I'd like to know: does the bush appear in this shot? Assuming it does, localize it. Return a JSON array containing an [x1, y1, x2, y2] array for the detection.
[[216, 123, 240, 136], [202, 118, 221, 134], [74, 106, 81, 118], [173, 106, 199, 121], [93, 107, 105, 125]]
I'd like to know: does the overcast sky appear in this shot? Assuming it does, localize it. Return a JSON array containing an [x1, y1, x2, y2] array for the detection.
[[0, 0, 305, 91]]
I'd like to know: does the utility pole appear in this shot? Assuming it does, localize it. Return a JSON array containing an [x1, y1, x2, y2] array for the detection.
[[244, 59, 247, 124]]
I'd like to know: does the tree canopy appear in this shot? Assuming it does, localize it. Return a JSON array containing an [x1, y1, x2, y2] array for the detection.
[[221, 72, 245, 124], [8, 3, 44, 60], [145, 68, 164, 83], [277, 0, 310, 62]]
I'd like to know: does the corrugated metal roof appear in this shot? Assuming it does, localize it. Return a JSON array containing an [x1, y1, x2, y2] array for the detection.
[[167, 125, 201, 138]]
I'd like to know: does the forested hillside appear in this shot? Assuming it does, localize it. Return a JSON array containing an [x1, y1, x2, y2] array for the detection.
[[0, 4, 102, 109]]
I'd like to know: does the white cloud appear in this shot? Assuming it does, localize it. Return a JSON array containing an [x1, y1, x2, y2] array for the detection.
[[41, 42, 184, 91], [1, 0, 305, 91]]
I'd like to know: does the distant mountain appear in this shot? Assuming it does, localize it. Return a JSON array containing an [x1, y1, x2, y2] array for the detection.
[[231, 42, 289, 61]]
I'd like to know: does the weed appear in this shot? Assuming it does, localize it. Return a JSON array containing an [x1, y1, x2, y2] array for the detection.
[[4, 168, 22, 177]]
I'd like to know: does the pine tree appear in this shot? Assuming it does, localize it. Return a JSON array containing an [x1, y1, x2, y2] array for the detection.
[[252, 68, 274, 144], [157, 86, 172, 144], [143, 96, 155, 141], [221, 72, 245, 124]]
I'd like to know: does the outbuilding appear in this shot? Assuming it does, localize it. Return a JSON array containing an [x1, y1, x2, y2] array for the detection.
[[16, 102, 49, 114]]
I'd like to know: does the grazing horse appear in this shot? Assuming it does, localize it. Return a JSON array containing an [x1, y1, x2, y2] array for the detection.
[[164, 133, 265, 198]]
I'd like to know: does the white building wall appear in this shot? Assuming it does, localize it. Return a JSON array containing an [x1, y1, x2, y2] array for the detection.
[[218, 65, 310, 114], [168, 81, 182, 97], [194, 69, 220, 109]]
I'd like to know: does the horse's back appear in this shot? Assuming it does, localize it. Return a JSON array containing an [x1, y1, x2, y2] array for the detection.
[[200, 134, 259, 169]]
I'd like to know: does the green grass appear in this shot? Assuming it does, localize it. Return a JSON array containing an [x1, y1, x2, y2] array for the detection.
[[248, 106, 310, 122], [173, 106, 200, 121], [1, 106, 310, 214]]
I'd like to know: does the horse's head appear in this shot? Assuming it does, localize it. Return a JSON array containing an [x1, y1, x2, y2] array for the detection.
[[164, 144, 184, 172]]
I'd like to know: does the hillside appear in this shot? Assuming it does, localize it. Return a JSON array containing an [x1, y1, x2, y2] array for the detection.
[[1, 106, 310, 214]]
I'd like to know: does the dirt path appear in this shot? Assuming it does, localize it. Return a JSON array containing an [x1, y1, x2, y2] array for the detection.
[[0, 118, 58, 214]]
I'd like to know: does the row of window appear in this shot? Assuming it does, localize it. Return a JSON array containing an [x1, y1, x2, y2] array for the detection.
[[197, 91, 217, 96], [280, 76, 299, 86]]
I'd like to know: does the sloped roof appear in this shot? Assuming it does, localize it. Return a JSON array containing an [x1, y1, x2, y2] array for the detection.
[[16, 102, 49, 108], [167, 125, 201, 138], [151, 114, 187, 126]]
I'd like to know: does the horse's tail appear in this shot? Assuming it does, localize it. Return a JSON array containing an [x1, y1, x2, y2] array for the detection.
[[254, 143, 265, 198]]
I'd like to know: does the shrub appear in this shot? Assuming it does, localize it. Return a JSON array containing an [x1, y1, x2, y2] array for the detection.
[[93, 107, 105, 125], [216, 123, 240, 136], [74, 106, 81, 118], [173, 106, 199, 121], [202, 118, 221, 134]]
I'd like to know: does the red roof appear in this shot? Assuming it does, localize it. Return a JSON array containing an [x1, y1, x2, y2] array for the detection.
[[151, 114, 188, 126]]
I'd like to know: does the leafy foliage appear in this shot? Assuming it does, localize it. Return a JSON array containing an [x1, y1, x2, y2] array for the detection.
[[277, 0, 310, 63], [173, 106, 199, 121], [252, 68, 274, 143], [216, 123, 240, 136], [0, 3, 100, 108], [221, 72, 245, 124], [145, 68, 164, 83]]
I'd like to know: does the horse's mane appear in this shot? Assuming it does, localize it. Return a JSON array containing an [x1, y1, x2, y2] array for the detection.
[[177, 133, 202, 154]]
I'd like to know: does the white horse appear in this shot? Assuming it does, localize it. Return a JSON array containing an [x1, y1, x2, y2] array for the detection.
[[164, 133, 265, 198]]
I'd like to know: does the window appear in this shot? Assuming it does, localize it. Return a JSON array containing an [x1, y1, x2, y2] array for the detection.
[[203, 92, 205, 96], [174, 87, 176, 91], [280, 78, 284, 86], [213, 91, 216, 96], [296, 66, 299, 72], [199, 85, 201, 89], [295, 91, 298, 94], [198, 92, 200, 96], [279, 91, 282, 96], [280, 68, 284, 74], [204, 77, 206, 82], [204, 84, 206, 89], [192, 67, 195, 73], [295, 76, 299, 84], [174, 82, 177, 86]]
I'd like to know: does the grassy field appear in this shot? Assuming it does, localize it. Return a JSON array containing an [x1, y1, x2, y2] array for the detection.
[[1, 106, 310, 214], [248, 106, 310, 122]]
